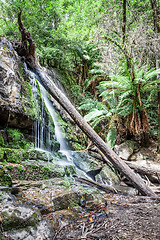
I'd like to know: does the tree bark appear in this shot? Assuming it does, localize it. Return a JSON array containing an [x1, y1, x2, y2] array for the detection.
[[74, 175, 117, 193], [122, 0, 127, 44], [125, 161, 160, 183], [149, 0, 160, 152], [13, 11, 36, 67], [34, 68, 157, 198]]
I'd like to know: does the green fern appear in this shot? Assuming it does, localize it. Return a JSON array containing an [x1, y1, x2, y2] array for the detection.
[[106, 123, 117, 149], [84, 109, 107, 122]]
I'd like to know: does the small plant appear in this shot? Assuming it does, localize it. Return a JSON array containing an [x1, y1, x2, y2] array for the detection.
[[7, 128, 34, 150]]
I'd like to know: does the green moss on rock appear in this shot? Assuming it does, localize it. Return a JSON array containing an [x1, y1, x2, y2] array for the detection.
[[0, 167, 12, 187], [3, 148, 21, 163]]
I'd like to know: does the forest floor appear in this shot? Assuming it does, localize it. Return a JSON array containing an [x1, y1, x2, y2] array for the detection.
[[53, 193, 160, 240]]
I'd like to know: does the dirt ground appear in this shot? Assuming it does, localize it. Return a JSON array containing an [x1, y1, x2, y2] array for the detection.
[[53, 194, 160, 240]]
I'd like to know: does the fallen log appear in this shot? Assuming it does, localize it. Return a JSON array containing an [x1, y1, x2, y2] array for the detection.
[[73, 175, 117, 193], [125, 161, 160, 183], [34, 68, 157, 198]]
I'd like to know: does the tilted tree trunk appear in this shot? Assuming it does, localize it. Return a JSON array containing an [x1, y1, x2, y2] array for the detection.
[[34, 68, 157, 198]]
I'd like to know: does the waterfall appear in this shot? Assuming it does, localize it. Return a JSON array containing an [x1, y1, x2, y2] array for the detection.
[[24, 63, 106, 181], [24, 63, 71, 161], [38, 80, 72, 161]]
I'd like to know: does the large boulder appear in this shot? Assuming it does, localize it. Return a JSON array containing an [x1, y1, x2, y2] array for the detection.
[[114, 140, 139, 160], [0, 191, 54, 239]]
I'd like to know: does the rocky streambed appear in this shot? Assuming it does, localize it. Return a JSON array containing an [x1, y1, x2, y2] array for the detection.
[[0, 146, 160, 240], [0, 144, 120, 240]]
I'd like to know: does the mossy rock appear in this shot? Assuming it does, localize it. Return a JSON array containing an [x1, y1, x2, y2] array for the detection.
[[4, 161, 65, 181], [23, 149, 55, 162], [0, 148, 22, 163], [52, 191, 79, 211], [1, 203, 41, 231], [0, 166, 12, 187], [64, 165, 76, 176]]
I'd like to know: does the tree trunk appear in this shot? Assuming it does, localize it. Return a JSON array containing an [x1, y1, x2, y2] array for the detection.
[[122, 0, 127, 44], [34, 68, 157, 198], [13, 11, 36, 68], [125, 161, 160, 183], [149, 0, 160, 152]]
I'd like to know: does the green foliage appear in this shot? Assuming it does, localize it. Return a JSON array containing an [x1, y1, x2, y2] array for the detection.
[[100, 66, 160, 118], [7, 128, 34, 150], [0, 167, 12, 187], [0, 132, 4, 147], [106, 124, 117, 149]]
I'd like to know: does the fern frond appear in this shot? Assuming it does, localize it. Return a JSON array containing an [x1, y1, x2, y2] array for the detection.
[[84, 74, 102, 89], [106, 124, 117, 149], [84, 109, 107, 122], [144, 68, 160, 81]]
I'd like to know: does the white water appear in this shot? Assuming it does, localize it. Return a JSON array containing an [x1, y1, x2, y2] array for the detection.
[[38, 82, 72, 161], [24, 63, 71, 161]]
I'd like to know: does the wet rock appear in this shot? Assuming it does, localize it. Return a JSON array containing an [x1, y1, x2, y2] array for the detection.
[[12, 178, 96, 214], [114, 140, 138, 160], [0, 192, 41, 232], [71, 151, 102, 173], [95, 164, 119, 185], [4, 219, 54, 240], [23, 149, 55, 162], [49, 209, 78, 230]]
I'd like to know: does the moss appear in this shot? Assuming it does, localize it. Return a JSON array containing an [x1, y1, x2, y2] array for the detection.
[[64, 165, 76, 176], [35, 79, 42, 101], [1, 209, 41, 231], [60, 180, 70, 188], [6, 165, 13, 170], [22, 150, 29, 159], [0, 167, 12, 187], [0, 148, 4, 161], [16, 165, 25, 172], [3, 148, 21, 163], [40, 166, 50, 178], [0, 132, 4, 147]]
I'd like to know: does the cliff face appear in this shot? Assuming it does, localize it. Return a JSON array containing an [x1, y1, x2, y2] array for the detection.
[[0, 37, 35, 130]]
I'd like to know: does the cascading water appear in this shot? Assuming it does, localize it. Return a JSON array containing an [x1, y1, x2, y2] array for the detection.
[[24, 63, 72, 162], [24, 63, 114, 182], [38, 79, 72, 161]]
